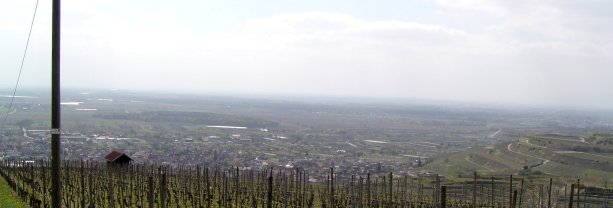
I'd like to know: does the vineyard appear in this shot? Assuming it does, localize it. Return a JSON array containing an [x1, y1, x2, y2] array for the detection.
[[0, 160, 610, 208]]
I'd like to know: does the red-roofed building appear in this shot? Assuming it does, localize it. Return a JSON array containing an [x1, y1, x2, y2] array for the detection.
[[104, 150, 132, 165]]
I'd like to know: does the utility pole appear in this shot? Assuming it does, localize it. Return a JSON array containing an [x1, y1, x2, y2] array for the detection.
[[51, 0, 62, 207]]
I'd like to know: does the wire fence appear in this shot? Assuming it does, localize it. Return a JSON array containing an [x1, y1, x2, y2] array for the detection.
[[0, 160, 610, 208]]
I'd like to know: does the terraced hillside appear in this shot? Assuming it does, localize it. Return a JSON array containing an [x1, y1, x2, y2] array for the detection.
[[422, 134, 613, 186]]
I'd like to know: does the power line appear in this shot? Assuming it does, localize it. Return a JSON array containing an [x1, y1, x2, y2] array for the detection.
[[2, 0, 40, 123]]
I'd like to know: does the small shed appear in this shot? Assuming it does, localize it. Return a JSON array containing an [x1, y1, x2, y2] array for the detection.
[[104, 150, 133, 165]]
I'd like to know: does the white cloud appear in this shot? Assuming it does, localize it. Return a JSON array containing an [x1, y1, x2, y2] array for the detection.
[[435, 0, 613, 43], [52, 9, 613, 108], [3, 0, 613, 109]]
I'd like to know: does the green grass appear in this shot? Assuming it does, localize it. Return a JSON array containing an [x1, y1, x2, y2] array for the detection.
[[424, 137, 613, 185], [421, 151, 480, 178], [421, 142, 536, 179], [533, 160, 613, 186], [0, 178, 26, 208], [559, 151, 613, 163]]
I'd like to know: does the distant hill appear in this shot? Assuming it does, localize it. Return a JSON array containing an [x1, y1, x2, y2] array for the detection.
[[422, 134, 613, 186]]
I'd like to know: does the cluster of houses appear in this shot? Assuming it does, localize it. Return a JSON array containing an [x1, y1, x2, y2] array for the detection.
[[1, 128, 435, 181]]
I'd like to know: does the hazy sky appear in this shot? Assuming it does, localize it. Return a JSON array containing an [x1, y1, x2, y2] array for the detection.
[[2, 0, 613, 109]]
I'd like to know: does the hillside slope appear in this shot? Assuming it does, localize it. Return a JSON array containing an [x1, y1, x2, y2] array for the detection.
[[422, 134, 613, 185]]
